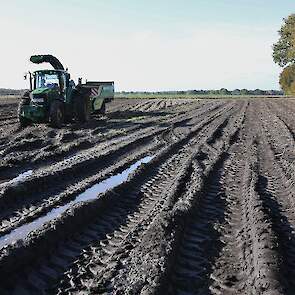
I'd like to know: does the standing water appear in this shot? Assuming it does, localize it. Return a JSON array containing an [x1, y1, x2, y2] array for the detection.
[[0, 155, 153, 249], [0, 170, 33, 189]]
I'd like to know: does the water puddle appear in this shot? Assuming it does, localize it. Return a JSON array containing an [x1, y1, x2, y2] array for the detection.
[[0, 155, 153, 249], [0, 170, 33, 189]]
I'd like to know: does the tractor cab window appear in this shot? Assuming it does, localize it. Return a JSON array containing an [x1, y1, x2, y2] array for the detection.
[[35, 72, 60, 90]]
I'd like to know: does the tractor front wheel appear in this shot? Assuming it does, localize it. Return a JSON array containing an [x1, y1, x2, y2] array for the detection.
[[18, 99, 31, 128], [50, 100, 64, 128]]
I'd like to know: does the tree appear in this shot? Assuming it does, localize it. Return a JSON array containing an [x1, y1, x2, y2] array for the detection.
[[273, 14, 295, 67], [279, 64, 295, 95], [273, 14, 295, 95], [219, 88, 229, 95], [232, 89, 241, 95], [253, 89, 263, 95], [240, 89, 249, 95]]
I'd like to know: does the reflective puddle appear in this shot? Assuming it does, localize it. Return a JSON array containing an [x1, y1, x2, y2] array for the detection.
[[0, 155, 153, 249], [0, 170, 33, 189]]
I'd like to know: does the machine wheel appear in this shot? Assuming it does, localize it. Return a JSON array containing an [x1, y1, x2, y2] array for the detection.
[[76, 96, 90, 123], [100, 101, 106, 115], [17, 99, 31, 128], [50, 100, 64, 128]]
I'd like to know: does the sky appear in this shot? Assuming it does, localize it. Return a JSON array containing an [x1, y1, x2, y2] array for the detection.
[[0, 0, 294, 91]]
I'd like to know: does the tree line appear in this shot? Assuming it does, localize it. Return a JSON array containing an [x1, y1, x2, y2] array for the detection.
[[118, 89, 283, 96]]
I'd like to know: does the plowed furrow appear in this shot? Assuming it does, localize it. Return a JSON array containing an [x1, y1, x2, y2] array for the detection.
[[0, 100, 217, 179], [255, 105, 295, 293], [170, 144, 282, 295], [0, 117, 17, 125], [201, 104, 258, 294], [53, 150, 200, 294], [263, 102, 294, 153], [56, 102, 246, 294], [2, 99, 294, 295], [166, 158, 227, 295], [0, 102, 239, 294], [160, 102, 283, 295], [257, 156, 295, 294], [0, 102, 234, 236]]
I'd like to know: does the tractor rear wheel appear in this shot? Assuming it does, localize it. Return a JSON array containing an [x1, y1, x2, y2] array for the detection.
[[50, 100, 64, 128], [17, 98, 31, 128], [76, 96, 90, 123]]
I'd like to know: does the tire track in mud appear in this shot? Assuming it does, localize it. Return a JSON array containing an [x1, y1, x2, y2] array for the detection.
[[159, 102, 284, 295], [0, 116, 18, 124], [0, 101, 232, 238], [0, 101, 241, 294], [166, 158, 228, 295], [206, 105, 283, 295], [51, 102, 247, 294], [114, 102, 247, 293], [205, 100, 295, 295], [0, 99, 19, 136], [0, 99, 218, 178], [157, 119, 246, 294], [3, 99, 295, 295], [254, 101, 295, 294]]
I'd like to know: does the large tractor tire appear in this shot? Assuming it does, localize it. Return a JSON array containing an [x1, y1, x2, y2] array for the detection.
[[76, 96, 90, 123], [50, 100, 64, 128], [100, 100, 106, 115], [18, 92, 31, 127]]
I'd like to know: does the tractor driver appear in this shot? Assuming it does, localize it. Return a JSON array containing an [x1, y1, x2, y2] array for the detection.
[[40, 77, 46, 88]]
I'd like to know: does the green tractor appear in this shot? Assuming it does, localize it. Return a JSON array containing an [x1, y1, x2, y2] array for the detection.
[[19, 55, 114, 128]]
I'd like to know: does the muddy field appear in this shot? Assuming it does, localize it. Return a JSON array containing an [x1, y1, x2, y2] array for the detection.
[[0, 97, 295, 294]]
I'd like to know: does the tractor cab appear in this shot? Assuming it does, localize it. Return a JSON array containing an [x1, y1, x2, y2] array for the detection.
[[32, 70, 69, 102], [20, 68, 72, 126]]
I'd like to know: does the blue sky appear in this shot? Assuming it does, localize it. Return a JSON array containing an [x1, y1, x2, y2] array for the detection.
[[0, 0, 294, 90]]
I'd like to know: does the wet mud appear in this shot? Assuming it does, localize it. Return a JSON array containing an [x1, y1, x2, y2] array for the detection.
[[0, 97, 294, 295]]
